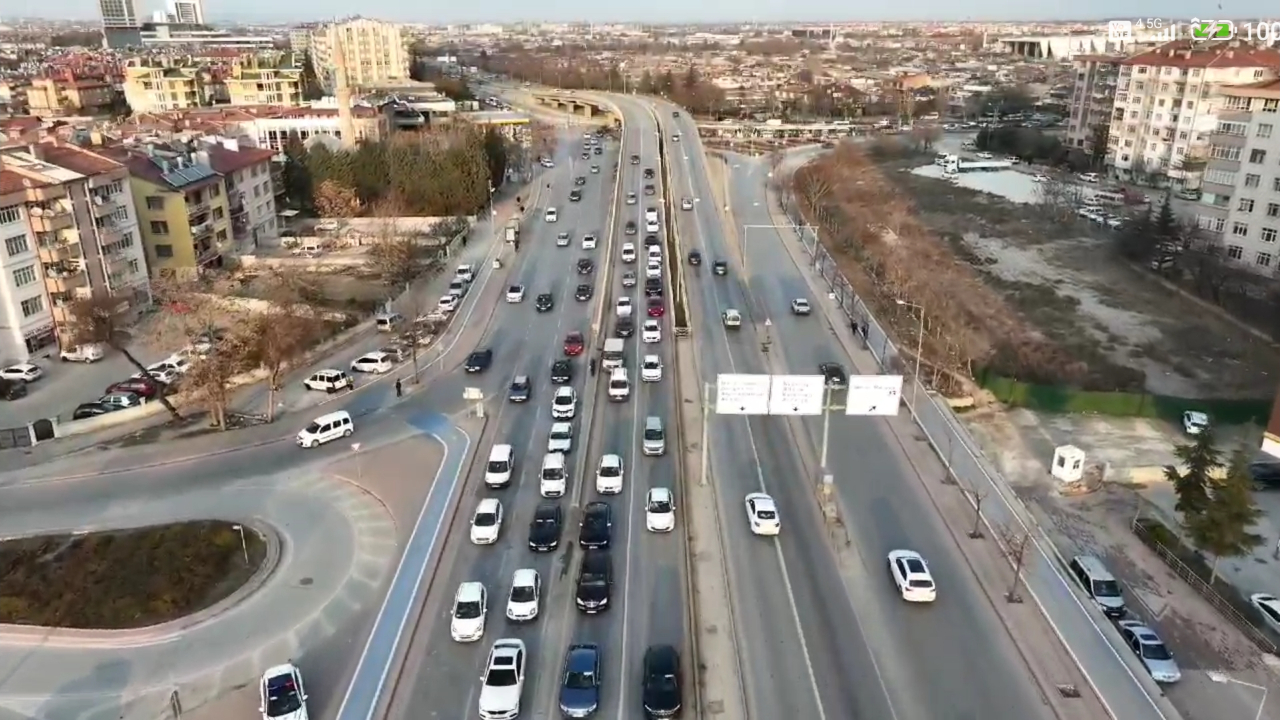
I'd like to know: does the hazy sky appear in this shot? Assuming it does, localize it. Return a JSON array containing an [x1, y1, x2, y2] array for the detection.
[[8, 0, 1274, 24]]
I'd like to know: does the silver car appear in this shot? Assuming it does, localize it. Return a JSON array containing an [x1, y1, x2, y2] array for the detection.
[[1117, 620, 1181, 683]]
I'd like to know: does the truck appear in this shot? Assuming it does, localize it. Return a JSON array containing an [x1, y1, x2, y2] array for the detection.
[[504, 218, 520, 243], [940, 154, 1013, 174]]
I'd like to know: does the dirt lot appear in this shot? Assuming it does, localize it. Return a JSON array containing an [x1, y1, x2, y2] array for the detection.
[[840, 153, 1278, 399], [0, 521, 267, 629]]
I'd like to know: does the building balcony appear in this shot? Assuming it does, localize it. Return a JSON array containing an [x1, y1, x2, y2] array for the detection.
[[187, 199, 210, 217], [191, 221, 214, 238], [44, 262, 88, 292], [29, 203, 75, 232], [1218, 109, 1252, 122], [90, 193, 120, 217], [95, 223, 124, 245], [36, 231, 81, 263], [1208, 131, 1249, 148]]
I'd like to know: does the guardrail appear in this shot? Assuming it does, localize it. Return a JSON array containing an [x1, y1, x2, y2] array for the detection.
[[653, 106, 692, 337]]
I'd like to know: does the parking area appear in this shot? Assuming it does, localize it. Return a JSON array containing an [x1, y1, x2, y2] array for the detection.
[[0, 347, 176, 428]]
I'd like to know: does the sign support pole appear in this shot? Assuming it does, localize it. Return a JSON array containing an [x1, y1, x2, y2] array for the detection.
[[700, 382, 712, 487], [819, 386, 832, 479]]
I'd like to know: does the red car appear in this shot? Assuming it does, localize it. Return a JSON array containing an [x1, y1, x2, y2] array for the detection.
[[563, 331, 585, 356], [106, 377, 160, 398], [646, 298, 665, 317]]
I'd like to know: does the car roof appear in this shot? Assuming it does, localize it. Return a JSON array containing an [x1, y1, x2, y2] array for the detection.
[[512, 568, 538, 585], [601, 453, 622, 464], [261, 662, 299, 680], [567, 645, 598, 666], [551, 421, 572, 430], [477, 498, 501, 513], [491, 443, 513, 455], [648, 487, 673, 501], [644, 644, 679, 668], [644, 354, 661, 363], [457, 581, 485, 602], [585, 501, 610, 515], [534, 503, 560, 518], [513, 375, 529, 383], [555, 386, 575, 395]]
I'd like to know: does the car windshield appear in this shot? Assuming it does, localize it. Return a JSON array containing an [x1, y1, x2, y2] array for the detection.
[[555, 395, 572, 405], [565, 669, 595, 689], [265, 676, 303, 717], [487, 667, 519, 686], [487, 460, 508, 473], [1141, 641, 1172, 661], [644, 428, 663, 440], [650, 499, 672, 512], [601, 465, 619, 477], [511, 585, 536, 602], [1093, 579, 1122, 597], [644, 361, 659, 369], [475, 512, 497, 527], [755, 509, 776, 520], [304, 422, 322, 434], [551, 428, 570, 439], [455, 600, 482, 619]]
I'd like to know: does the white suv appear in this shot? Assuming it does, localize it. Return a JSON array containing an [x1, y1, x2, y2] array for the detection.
[[551, 386, 578, 419], [450, 581, 487, 642], [548, 422, 573, 453], [641, 354, 663, 382], [479, 639, 526, 720], [621, 242, 637, 263], [582, 234, 597, 249], [596, 453, 624, 494], [470, 499, 504, 544], [642, 319, 661, 343]]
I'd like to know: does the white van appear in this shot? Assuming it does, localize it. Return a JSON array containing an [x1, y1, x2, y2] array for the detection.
[[602, 338, 625, 369], [608, 368, 630, 401], [297, 410, 353, 448], [540, 452, 568, 497], [642, 416, 665, 456], [485, 444, 514, 488], [545, 207, 559, 222], [644, 207, 659, 224], [374, 313, 403, 332]]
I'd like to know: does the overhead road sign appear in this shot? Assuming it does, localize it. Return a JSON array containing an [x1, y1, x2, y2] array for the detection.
[[715, 374, 826, 416], [715, 374, 771, 415], [768, 375, 825, 416], [845, 375, 903, 416]]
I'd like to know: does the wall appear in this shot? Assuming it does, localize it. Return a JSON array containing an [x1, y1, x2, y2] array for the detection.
[[131, 175, 196, 272]]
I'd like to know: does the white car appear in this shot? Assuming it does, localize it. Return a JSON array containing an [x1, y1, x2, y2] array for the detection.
[[557, 231, 571, 247], [646, 487, 676, 532], [642, 319, 661, 343], [646, 259, 662, 279], [551, 386, 577, 419], [626, 192, 638, 205], [620, 242, 637, 263], [1251, 593, 1280, 634], [303, 369, 352, 392], [506, 285, 525, 303], [153, 355, 192, 375], [596, 453, 624, 494], [745, 492, 780, 536], [616, 297, 633, 317], [350, 352, 394, 374], [455, 264, 475, 283], [582, 234, 597, 250], [641, 354, 663, 382], [479, 638, 527, 720], [470, 498, 504, 545], [99, 391, 141, 409], [450, 581, 487, 642], [645, 219, 660, 234], [887, 549, 937, 602], [545, 208, 558, 222], [1182, 410, 1209, 435], [259, 662, 309, 720], [791, 298, 812, 315], [60, 343, 104, 363], [548, 422, 574, 454], [438, 294, 459, 313], [681, 197, 693, 211], [722, 309, 742, 328], [135, 365, 179, 385], [506, 569, 541, 621], [0, 363, 42, 383]]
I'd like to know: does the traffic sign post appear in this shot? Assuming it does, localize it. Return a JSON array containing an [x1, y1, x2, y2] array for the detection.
[[844, 375, 903, 416]]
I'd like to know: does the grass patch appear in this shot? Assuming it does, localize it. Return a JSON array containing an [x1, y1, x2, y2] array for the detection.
[[0, 520, 267, 629]]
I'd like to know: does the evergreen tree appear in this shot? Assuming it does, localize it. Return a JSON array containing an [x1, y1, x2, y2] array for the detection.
[[300, 52, 325, 101], [638, 70, 655, 94], [482, 129, 509, 190], [280, 132, 312, 211], [1190, 448, 1263, 583], [1164, 426, 1220, 528], [1116, 207, 1155, 260], [1152, 193, 1180, 248]]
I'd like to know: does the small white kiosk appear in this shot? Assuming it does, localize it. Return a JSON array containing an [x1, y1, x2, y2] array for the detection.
[[1051, 444, 1086, 485]]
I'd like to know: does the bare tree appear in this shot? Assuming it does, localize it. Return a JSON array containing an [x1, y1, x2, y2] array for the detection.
[[366, 212, 436, 288], [182, 332, 253, 429], [1034, 174, 1078, 221], [908, 124, 942, 152], [65, 292, 183, 421], [313, 179, 361, 218], [531, 121, 558, 161], [243, 272, 325, 423]]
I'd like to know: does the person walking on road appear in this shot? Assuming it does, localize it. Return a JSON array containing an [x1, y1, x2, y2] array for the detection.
[[589, 357, 597, 377], [395, 378, 403, 398]]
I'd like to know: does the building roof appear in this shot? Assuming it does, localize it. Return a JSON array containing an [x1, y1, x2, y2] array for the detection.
[[0, 170, 43, 195], [99, 146, 221, 190], [35, 141, 123, 176], [202, 142, 275, 174], [1121, 40, 1280, 69], [1220, 79, 1280, 98]]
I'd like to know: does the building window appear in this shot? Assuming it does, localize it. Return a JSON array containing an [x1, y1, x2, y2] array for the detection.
[[209, 184, 220, 197], [1245, 174, 1261, 188], [1268, 203, 1280, 218], [1259, 123, 1274, 139], [127, 259, 140, 274], [20, 296, 44, 318], [212, 207, 224, 221], [1227, 244, 1244, 260], [1249, 149, 1268, 164], [1232, 221, 1249, 237], [1264, 99, 1279, 113], [1206, 169, 1238, 185], [154, 244, 174, 258], [1199, 215, 1227, 233], [1262, 227, 1279, 243], [12, 265, 37, 287], [1239, 198, 1255, 212], [0, 205, 21, 225], [1257, 252, 1274, 268], [150, 220, 169, 235], [216, 229, 228, 242], [4, 234, 30, 256], [1274, 177, 1280, 192], [146, 196, 165, 210], [1210, 145, 1242, 161]]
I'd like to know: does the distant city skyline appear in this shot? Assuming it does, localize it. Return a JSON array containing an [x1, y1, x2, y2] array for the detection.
[[4, 0, 1274, 25]]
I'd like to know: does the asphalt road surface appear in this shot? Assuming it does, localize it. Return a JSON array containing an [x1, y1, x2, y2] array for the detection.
[[658, 104, 1056, 720], [385, 97, 688, 720]]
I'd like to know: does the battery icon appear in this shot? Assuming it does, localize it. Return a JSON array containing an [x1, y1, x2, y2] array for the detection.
[[1190, 18, 1236, 39]]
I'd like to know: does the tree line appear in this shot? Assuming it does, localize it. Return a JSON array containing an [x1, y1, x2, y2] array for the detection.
[[1165, 428, 1262, 583], [280, 124, 507, 218]]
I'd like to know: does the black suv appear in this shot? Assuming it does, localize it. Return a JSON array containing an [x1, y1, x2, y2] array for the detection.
[[819, 362, 848, 389], [569, 189, 583, 202], [574, 176, 586, 186], [688, 249, 702, 265], [465, 349, 493, 373], [630, 154, 640, 165], [575, 284, 594, 301], [642, 645, 682, 718], [536, 293, 555, 312], [551, 359, 573, 384], [644, 278, 664, 298], [643, 168, 655, 179], [575, 549, 612, 613], [615, 317, 635, 338], [713, 260, 728, 275], [577, 258, 594, 274], [644, 234, 660, 248], [528, 502, 563, 552], [643, 184, 656, 196], [624, 221, 637, 235], [579, 501, 612, 549]]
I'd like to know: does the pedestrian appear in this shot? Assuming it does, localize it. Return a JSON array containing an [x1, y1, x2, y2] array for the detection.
[[345, 378, 355, 393], [589, 357, 597, 376], [462, 234, 468, 248], [395, 378, 403, 398]]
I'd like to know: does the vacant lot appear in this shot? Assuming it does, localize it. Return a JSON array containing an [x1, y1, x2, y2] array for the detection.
[[0, 521, 267, 629], [794, 145, 1279, 400]]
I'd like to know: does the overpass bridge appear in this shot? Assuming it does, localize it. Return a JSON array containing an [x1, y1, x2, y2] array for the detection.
[[529, 92, 617, 120]]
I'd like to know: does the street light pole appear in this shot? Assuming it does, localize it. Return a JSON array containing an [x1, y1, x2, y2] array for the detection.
[[895, 298, 925, 408], [231, 524, 249, 565], [819, 385, 832, 476]]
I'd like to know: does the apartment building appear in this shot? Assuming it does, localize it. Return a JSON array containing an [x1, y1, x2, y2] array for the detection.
[[1066, 55, 1124, 156], [224, 55, 305, 107], [309, 19, 410, 92], [26, 76, 120, 118], [1196, 80, 1280, 276], [199, 138, 279, 252], [1108, 40, 1280, 189], [0, 142, 149, 362], [103, 144, 232, 276], [99, 0, 143, 48], [122, 62, 215, 114]]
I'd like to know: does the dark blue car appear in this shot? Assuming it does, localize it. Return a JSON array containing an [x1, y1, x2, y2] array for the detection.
[[558, 643, 600, 717]]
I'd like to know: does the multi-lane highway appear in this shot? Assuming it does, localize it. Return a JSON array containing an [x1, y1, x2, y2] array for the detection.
[[656, 103, 1057, 720], [385, 96, 688, 720]]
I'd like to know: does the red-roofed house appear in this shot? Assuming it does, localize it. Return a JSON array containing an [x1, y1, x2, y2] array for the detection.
[[199, 138, 280, 249]]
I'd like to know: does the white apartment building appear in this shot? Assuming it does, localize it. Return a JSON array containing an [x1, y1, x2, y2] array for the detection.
[[1066, 55, 1124, 155], [1196, 80, 1280, 276], [0, 142, 149, 362], [228, 104, 390, 153], [199, 137, 280, 252], [1108, 40, 1280, 189], [309, 19, 410, 92]]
